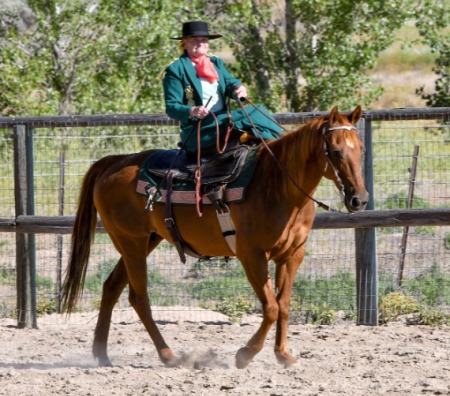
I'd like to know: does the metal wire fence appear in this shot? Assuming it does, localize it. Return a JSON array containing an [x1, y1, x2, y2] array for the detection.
[[0, 109, 449, 325]]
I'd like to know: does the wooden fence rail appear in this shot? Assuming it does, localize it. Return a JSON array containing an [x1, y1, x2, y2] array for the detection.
[[0, 208, 449, 234]]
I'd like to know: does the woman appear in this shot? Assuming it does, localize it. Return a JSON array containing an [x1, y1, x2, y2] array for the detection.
[[162, 20, 283, 153]]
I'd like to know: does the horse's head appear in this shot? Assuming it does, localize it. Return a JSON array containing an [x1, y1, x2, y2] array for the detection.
[[322, 105, 369, 212]]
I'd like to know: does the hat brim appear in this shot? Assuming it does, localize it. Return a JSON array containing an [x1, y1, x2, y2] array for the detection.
[[170, 34, 222, 40]]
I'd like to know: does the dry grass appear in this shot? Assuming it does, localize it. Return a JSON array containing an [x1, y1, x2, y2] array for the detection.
[[369, 70, 435, 109], [368, 23, 437, 110]]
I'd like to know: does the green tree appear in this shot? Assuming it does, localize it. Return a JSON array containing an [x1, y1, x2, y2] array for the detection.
[[0, 0, 191, 116], [214, 0, 415, 112], [414, 0, 449, 107], [1, 1, 437, 116]]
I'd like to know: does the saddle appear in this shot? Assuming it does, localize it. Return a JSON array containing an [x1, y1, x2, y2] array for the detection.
[[137, 143, 257, 263], [146, 143, 250, 186]]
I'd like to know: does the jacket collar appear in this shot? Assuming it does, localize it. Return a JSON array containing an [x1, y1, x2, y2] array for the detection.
[[179, 52, 226, 102], [180, 53, 203, 99]]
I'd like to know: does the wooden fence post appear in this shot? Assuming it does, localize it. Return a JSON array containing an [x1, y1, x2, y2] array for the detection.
[[13, 124, 37, 328], [355, 119, 378, 325], [397, 145, 420, 287], [55, 150, 65, 313]]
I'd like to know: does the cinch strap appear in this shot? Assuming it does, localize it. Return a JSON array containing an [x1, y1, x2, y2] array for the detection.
[[216, 210, 236, 254]]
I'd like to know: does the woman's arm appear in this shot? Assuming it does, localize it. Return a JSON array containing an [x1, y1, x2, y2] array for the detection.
[[213, 57, 247, 99], [162, 68, 193, 123]]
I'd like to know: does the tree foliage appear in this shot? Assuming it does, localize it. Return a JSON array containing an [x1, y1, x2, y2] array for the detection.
[[0, 0, 189, 115], [0, 0, 446, 116], [414, 0, 449, 107], [212, 0, 416, 112]]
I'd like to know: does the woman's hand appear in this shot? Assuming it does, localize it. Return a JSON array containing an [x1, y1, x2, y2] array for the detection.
[[189, 106, 210, 119], [234, 85, 247, 100]]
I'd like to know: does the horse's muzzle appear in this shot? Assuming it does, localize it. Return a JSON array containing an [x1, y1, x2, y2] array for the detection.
[[345, 190, 369, 213]]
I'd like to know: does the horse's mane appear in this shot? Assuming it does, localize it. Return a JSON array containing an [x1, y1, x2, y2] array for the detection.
[[256, 113, 361, 203], [256, 116, 325, 202]]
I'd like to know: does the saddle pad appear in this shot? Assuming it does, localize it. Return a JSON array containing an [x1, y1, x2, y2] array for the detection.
[[136, 147, 258, 205]]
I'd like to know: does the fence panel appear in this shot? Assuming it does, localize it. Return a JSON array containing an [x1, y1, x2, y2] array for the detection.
[[370, 118, 450, 320], [0, 109, 449, 325]]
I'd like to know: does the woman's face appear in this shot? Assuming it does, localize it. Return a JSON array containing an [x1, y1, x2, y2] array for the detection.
[[183, 36, 209, 58]]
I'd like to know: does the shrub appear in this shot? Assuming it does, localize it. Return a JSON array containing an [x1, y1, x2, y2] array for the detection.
[[216, 295, 255, 322], [304, 303, 336, 325], [379, 292, 420, 322], [36, 299, 57, 316], [383, 191, 430, 210], [416, 308, 450, 326], [404, 263, 450, 306]]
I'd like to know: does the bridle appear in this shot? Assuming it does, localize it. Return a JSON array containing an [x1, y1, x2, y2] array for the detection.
[[321, 123, 358, 206]]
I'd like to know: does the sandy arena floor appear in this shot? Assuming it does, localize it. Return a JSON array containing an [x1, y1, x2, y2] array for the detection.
[[0, 309, 449, 395]]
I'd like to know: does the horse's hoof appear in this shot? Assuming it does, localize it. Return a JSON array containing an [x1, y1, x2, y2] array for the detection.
[[96, 356, 113, 367], [93, 348, 113, 367], [160, 349, 179, 367], [163, 357, 180, 368], [275, 352, 297, 368], [235, 347, 254, 369]]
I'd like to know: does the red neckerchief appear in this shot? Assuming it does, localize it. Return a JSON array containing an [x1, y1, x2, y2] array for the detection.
[[189, 55, 219, 83]]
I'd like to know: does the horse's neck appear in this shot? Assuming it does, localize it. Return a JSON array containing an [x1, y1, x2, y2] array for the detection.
[[259, 127, 324, 208]]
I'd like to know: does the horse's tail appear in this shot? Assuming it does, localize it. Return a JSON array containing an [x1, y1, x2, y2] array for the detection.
[[60, 158, 109, 314]]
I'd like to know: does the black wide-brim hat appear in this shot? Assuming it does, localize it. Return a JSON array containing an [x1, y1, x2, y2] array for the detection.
[[170, 21, 222, 40]]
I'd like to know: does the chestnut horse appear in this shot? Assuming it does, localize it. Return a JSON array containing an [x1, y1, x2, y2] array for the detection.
[[61, 105, 368, 368]]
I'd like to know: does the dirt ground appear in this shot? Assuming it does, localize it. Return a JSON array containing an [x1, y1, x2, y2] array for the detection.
[[0, 308, 449, 396]]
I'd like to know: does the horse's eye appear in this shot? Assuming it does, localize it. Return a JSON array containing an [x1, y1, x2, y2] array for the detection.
[[332, 150, 343, 160]]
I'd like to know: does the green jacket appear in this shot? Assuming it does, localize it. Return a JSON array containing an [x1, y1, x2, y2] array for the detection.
[[162, 52, 282, 151]]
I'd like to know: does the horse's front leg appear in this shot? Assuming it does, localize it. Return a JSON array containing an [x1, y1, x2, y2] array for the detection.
[[273, 248, 305, 367], [235, 251, 279, 369]]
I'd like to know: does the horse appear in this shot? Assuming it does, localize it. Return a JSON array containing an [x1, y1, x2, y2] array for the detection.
[[61, 105, 368, 369]]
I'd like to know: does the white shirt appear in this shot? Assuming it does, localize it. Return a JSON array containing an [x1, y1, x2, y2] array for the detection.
[[200, 78, 224, 112]]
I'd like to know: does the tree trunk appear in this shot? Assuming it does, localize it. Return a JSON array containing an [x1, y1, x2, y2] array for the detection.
[[284, 0, 302, 111]]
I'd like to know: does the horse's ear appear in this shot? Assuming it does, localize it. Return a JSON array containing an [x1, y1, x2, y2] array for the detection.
[[329, 106, 339, 124], [349, 105, 362, 124]]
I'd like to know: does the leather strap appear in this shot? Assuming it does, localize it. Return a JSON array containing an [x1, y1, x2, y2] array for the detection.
[[164, 171, 203, 263], [216, 209, 236, 254], [194, 92, 236, 217], [164, 172, 187, 263]]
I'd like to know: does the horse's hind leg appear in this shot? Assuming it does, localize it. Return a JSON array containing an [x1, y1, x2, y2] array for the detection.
[[93, 235, 175, 367], [93, 257, 128, 366], [121, 237, 177, 366]]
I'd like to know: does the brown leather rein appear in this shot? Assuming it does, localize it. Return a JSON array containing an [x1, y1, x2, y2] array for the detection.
[[195, 108, 234, 216]]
